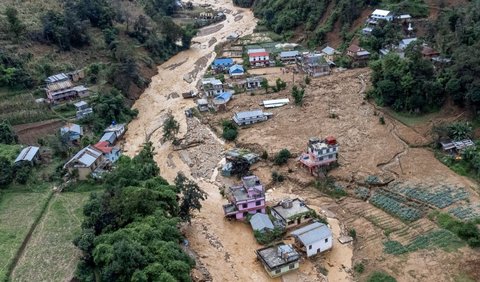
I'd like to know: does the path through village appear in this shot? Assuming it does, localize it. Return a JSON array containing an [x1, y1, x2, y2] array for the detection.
[[122, 1, 353, 281]]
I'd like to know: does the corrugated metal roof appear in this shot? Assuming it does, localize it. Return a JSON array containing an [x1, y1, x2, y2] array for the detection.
[[74, 101, 88, 108], [229, 64, 244, 75], [291, 222, 332, 245], [45, 73, 69, 84], [372, 9, 392, 17], [247, 48, 266, 54], [64, 145, 102, 169], [100, 131, 117, 144], [280, 51, 299, 58], [250, 213, 274, 231], [14, 146, 40, 163], [213, 91, 232, 104], [322, 46, 336, 55], [249, 52, 269, 57], [213, 58, 233, 66], [235, 110, 264, 120], [61, 123, 83, 135]]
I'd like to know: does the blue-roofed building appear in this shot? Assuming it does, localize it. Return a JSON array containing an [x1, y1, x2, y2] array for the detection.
[[232, 110, 270, 126], [213, 91, 233, 110], [212, 58, 234, 72], [60, 123, 83, 142], [291, 221, 333, 257], [14, 146, 40, 165], [228, 64, 245, 78], [100, 131, 117, 145], [250, 213, 274, 232]]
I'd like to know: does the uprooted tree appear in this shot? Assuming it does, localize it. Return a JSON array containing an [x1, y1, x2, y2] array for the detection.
[[162, 113, 180, 142], [175, 172, 208, 224]]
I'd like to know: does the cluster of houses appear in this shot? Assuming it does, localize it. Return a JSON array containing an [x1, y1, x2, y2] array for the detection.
[[61, 122, 126, 180], [222, 174, 333, 277], [45, 72, 89, 103]]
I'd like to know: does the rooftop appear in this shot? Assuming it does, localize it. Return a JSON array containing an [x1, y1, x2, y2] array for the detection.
[[272, 198, 311, 220], [280, 50, 299, 58], [250, 213, 274, 231], [47, 80, 74, 92], [291, 222, 332, 245], [372, 9, 392, 16], [74, 101, 88, 108], [45, 73, 69, 84], [99, 131, 117, 144], [235, 109, 265, 120], [64, 145, 102, 169], [246, 76, 263, 83], [202, 77, 223, 86], [14, 146, 40, 163], [213, 58, 234, 66], [256, 244, 300, 271], [249, 51, 269, 57], [247, 48, 266, 54], [94, 141, 114, 154], [104, 123, 125, 133], [321, 46, 337, 55], [61, 123, 83, 135]]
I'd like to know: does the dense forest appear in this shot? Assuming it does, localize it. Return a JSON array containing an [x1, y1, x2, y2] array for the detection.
[[74, 143, 206, 281], [369, 0, 480, 115]]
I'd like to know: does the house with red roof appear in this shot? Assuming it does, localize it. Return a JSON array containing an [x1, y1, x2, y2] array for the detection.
[[94, 141, 122, 163], [248, 50, 270, 67]]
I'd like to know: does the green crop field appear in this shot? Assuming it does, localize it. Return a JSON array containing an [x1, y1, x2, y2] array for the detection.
[[11, 192, 90, 281], [0, 191, 52, 281]]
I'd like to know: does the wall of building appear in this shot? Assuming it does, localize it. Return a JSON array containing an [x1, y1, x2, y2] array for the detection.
[[305, 236, 333, 257], [265, 261, 299, 278]]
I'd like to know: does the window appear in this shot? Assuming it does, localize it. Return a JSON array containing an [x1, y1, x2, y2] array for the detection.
[[242, 203, 247, 208], [275, 269, 281, 274], [308, 245, 312, 250], [289, 264, 295, 270], [325, 238, 328, 243], [256, 200, 261, 206]]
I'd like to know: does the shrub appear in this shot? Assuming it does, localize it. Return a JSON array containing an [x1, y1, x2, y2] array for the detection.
[[254, 227, 284, 245], [261, 150, 268, 160], [222, 120, 238, 141], [349, 228, 357, 239], [15, 164, 31, 184], [367, 271, 396, 282], [271, 171, 284, 183], [354, 262, 365, 273], [274, 149, 291, 165], [379, 116, 385, 124]]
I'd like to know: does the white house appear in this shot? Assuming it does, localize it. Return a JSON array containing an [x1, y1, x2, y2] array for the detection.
[[248, 51, 270, 67], [370, 9, 394, 22], [399, 38, 417, 50], [291, 221, 333, 257]]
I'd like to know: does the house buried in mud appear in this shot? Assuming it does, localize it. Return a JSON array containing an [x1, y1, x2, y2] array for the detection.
[[256, 243, 300, 278], [299, 137, 339, 175], [223, 175, 266, 220]]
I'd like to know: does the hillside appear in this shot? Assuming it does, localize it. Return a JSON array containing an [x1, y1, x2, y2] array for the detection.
[[0, 0, 195, 128]]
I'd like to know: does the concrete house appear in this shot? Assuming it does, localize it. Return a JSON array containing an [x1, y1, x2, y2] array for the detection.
[[299, 137, 339, 175], [14, 146, 40, 165], [279, 51, 299, 64], [213, 91, 233, 110], [104, 123, 126, 140], [250, 213, 274, 232], [228, 64, 245, 78], [212, 58, 234, 72], [197, 98, 209, 112], [233, 110, 270, 126], [74, 101, 93, 119], [94, 141, 121, 163], [45, 73, 89, 103], [99, 131, 117, 145], [368, 9, 394, 23], [256, 244, 300, 278], [249, 51, 270, 67], [246, 76, 264, 89], [321, 46, 339, 62], [202, 77, 224, 96], [297, 53, 330, 77], [223, 175, 266, 220], [347, 44, 370, 63], [291, 221, 333, 257], [60, 123, 83, 142], [271, 198, 313, 229], [63, 145, 106, 180]]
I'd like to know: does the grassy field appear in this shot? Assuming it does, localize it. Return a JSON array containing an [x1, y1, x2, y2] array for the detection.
[[0, 191, 52, 281], [11, 192, 91, 281], [0, 144, 22, 161]]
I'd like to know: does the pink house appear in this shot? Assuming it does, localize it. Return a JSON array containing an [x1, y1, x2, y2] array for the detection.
[[223, 175, 266, 220]]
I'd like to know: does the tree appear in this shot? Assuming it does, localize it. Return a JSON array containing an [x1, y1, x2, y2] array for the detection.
[[276, 78, 287, 90], [291, 85, 305, 105], [260, 78, 269, 93], [274, 149, 291, 165], [0, 157, 14, 187], [162, 114, 179, 142], [0, 121, 18, 144], [175, 173, 207, 223], [15, 164, 31, 184], [5, 7, 25, 38], [222, 120, 238, 141]]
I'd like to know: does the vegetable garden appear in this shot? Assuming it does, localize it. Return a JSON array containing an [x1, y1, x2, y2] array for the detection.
[[391, 184, 468, 209], [383, 229, 464, 255], [369, 190, 424, 222], [448, 205, 480, 221]]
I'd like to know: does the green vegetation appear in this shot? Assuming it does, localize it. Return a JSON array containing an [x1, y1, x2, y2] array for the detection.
[[369, 44, 443, 113], [11, 193, 90, 282], [272, 78, 287, 92], [233, 0, 255, 8], [271, 171, 285, 183], [162, 113, 180, 142], [0, 191, 52, 281], [0, 121, 18, 144], [0, 144, 21, 162], [274, 148, 291, 165], [291, 85, 305, 105], [367, 271, 397, 282], [313, 177, 348, 198], [222, 120, 238, 141], [349, 228, 357, 239], [370, 190, 423, 222], [74, 143, 205, 281], [353, 262, 364, 273], [430, 212, 480, 248], [383, 229, 465, 255], [253, 227, 284, 245]]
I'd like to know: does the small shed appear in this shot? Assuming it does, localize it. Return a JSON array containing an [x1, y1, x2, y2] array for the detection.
[[250, 213, 274, 232], [14, 146, 40, 165]]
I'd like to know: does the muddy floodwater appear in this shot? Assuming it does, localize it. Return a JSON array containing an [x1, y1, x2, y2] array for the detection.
[[122, 1, 354, 281]]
